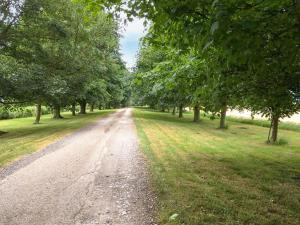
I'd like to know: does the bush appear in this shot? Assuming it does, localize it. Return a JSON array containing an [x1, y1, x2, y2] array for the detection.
[[0, 111, 11, 120], [41, 106, 51, 115], [0, 106, 52, 120]]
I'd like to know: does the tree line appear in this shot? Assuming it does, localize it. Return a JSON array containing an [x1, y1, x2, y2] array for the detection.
[[1, 0, 300, 143], [82, 0, 300, 143], [0, 0, 130, 125]]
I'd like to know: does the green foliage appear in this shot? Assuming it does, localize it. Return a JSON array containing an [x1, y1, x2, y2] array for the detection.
[[0, 106, 51, 120], [133, 43, 206, 111], [106, 0, 300, 141], [0, 0, 130, 124]]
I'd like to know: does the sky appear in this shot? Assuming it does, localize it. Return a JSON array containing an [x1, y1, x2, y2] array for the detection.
[[119, 17, 147, 70]]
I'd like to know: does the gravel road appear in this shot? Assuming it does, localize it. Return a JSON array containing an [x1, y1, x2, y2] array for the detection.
[[0, 108, 155, 225]]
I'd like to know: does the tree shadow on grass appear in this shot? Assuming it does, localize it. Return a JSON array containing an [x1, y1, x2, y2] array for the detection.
[[134, 110, 201, 124], [0, 115, 92, 140], [0, 131, 8, 136]]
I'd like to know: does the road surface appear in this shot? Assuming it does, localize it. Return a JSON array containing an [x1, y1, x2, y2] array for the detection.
[[0, 108, 155, 225]]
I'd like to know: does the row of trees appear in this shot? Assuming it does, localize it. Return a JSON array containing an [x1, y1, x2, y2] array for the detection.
[[0, 0, 130, 124], [133, 42, 239, 127], [82, 0, 300, 143]]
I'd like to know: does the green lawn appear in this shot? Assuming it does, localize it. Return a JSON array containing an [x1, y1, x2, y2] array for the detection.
[[226, 116, 300, 132], [0, 110, 114, 167], [134, 108, 300, 225]]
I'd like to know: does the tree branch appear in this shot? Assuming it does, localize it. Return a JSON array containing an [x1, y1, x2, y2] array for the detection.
[[0, 99, 30, 105]]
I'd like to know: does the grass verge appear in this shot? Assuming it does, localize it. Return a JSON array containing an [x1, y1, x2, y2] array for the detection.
[[134, 108, 300, 225], [0, 110, 114, 167], [226, 116, 300, 132]]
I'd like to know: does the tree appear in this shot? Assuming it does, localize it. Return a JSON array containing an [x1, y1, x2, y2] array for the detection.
[[123, 0, 300, 142], [209, 0, 300, 141], [0, 0, 129, 127], [134, 40, 207, 121]]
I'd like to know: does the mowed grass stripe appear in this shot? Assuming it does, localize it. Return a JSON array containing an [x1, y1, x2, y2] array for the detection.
[[134, 108, 300, 225]]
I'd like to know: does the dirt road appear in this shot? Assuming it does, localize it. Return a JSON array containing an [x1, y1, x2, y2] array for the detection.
[[0, 108, 155, 225]]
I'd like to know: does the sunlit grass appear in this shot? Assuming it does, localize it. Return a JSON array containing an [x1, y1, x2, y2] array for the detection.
[[134, 108, 300, 225], [0, 110, 114, 167], [226, 116, 300, 132]]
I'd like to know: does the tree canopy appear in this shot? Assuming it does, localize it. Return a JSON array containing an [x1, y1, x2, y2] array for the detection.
[[1, 0, 299, 143], [0, 0, 130, 123], [80, 0, 300, 143]]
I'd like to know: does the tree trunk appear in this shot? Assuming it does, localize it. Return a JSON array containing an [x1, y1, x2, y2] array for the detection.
[[53, 105, 63, 119], [179, 104, 183, 118], [251, 112, 255, 120], [193, 104, 200, 122], [172, 106, 176, 115], [90, 104, 94, 112], [71, 103, 76, 116], [79, 100, 87, 114], [270, 115, 279, 143], [295, 0, 300, 31], [219, 105, 227, 129], [34, 102, 42, 124]]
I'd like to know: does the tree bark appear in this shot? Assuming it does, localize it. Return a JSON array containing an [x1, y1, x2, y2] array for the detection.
[[90, 104, 94, 112], [172, 106, 176, 115], [219, 105, 227, 129], [34, 102, 42, 124], [193, 104, 200, 122], [79, 100, 87, 114], [295, 0, 300, 31], [179, 104, 183, 118], [71, 103, 76, 116], [53, 105, 63, 119], [270, 115, 279, 143]]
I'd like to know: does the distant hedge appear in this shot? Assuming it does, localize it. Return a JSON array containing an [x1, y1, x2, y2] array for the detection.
[[0, 106, 51, 120]]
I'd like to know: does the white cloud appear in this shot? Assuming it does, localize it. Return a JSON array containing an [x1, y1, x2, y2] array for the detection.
[[119, 15, 147, 70]]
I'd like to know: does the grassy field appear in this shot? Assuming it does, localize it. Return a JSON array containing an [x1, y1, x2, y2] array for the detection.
[[226, 116, 300, 132], [0, 110, 114, 167], [134, 108, 300, 225]]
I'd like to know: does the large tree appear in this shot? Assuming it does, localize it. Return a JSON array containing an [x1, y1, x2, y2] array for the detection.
[[90, 0, 300, 142], [0, 0, 129, 125]]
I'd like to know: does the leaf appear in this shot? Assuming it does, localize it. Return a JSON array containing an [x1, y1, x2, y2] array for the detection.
[[212, 0, 219, 8], [211, 21, 219, 34], [169, 213, 179, 221], [203, 40, 213, 51]]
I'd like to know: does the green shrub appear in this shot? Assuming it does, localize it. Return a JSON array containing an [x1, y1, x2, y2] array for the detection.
[[0, 106, 52, 120], [0, 111, 11, 120]]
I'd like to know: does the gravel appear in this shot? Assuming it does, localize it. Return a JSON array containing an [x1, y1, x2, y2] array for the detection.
[[0, 108, 156, 225]]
